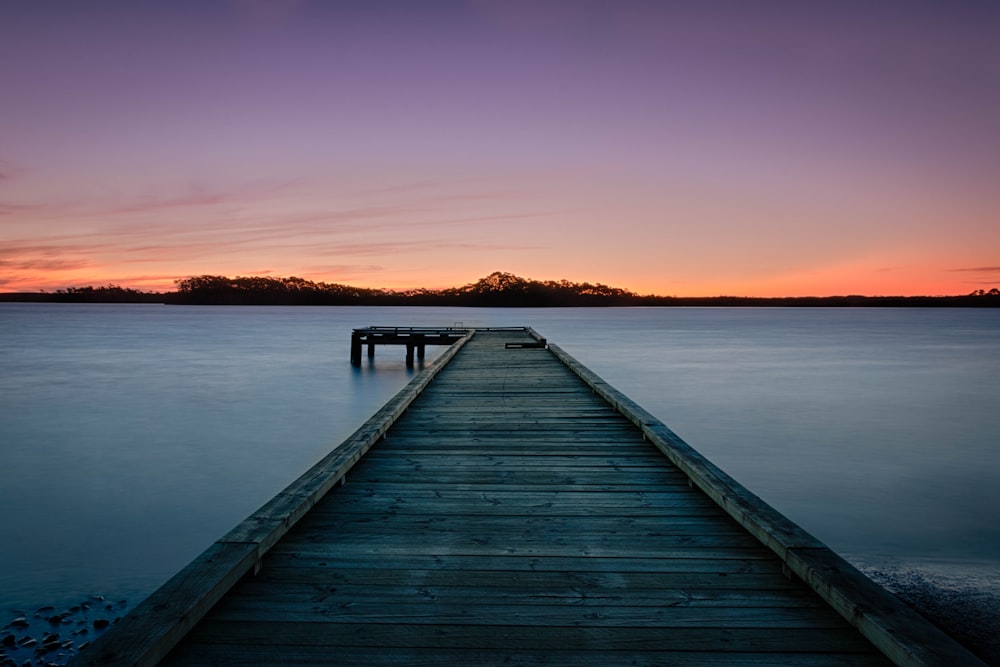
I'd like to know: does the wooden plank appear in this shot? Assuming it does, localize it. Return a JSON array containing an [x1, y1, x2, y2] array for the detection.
[[313, 503, 725, 518], [312, 489, 724, 515], [165, 644, 892, 667], [264, 541, 800, 560], [363, 448, 662, 456], [355, 453, 675, 467], [342, 469, 691, 486], [318, 487, 716, 502], [290, 514, 750, 536], [244, 570, 807, 594], [174, 620, 881, 653], [222, 586, 822, 609], [331, 482, 712, 493], [205, 602, 857, 629], [346, 463, 688, 477], [258, 553, 784, 574]]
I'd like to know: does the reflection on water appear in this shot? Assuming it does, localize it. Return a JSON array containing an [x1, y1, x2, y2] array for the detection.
[[2, 304, 998, 623]]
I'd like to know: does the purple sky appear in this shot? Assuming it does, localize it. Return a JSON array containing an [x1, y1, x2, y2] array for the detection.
[[2, 1, 999, 295]]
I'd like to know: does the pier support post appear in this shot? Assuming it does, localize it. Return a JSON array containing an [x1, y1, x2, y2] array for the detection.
[[367, 342, 375, 358], [350, 333, 363, 366], [405, 343, 415, 367]]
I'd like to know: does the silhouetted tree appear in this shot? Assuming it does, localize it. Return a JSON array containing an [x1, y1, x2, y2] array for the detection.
[[9, 273, 997, 306], [51, 284, 162, 303]]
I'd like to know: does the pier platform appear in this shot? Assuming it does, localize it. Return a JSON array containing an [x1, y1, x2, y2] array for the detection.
[[350, 326, 469, 366], [74, 328, 985, 666]]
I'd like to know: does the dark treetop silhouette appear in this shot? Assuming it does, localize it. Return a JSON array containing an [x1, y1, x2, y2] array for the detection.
[[2, 272, 998, 306]]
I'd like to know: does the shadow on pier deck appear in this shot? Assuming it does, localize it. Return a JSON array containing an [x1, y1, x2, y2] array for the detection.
[[73, 328, 985, 666]]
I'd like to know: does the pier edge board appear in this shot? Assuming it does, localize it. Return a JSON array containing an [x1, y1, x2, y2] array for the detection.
[[70, 330, 476, 667], [546, 340, 986, 667]]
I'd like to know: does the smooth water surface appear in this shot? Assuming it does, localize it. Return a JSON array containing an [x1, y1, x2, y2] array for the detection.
[[2, 304, 998, 616]]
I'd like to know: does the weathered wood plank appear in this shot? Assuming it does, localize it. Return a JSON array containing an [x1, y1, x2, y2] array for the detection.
[[333, 481, 710, 493], [344, 469, 691, 486], [164, 644, 892, 667], [235, 576, 811, 599], [175, 620, 881, 653], [352, 455, 671, 468], [258, 553, 784, 574], [321, 487, 720, 503], [290, 514, 751, 537], [206, 602, 857, 629]]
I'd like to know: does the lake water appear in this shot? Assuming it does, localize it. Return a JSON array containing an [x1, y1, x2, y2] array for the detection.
[[2, 304, 998, 640]]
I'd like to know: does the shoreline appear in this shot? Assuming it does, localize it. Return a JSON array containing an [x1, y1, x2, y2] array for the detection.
[[859, 561, 1000, 665], [4, 563, 997, 667]]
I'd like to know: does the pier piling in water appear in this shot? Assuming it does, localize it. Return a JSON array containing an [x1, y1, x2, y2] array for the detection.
[[350, 326, 467, 366]]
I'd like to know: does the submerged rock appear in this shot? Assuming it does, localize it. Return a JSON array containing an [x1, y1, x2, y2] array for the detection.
[[2, 595, 126, 667]]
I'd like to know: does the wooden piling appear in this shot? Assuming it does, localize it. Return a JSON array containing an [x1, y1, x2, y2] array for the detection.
[[350, 327, 467, 366]]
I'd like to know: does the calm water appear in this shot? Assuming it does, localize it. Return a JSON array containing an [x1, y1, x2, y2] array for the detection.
[[2, 304, 999, 615]]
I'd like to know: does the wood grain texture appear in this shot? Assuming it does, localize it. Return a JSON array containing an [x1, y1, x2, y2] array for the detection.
[[161, 331, 895, 666], [76, 328, 982, 666]]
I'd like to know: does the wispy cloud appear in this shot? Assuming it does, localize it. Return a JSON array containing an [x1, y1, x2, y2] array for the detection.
[[0, 240, 106, 257], [0, 203, 43, 216], [311, 240, 543, 257], [950, 266, 1000, 273], [0, 172, 553, 291], [0, 159, 34, 216], [0, 158, 25, 182], [0, 258, 93, 271], [108, 180, 299, 216], [301, 264, 385, 277], [948, 266, 1000, 286]]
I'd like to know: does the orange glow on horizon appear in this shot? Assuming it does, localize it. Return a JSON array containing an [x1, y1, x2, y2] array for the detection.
[[3, 261, 994, 299]]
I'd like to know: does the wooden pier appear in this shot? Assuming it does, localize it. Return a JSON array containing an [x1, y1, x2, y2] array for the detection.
[[351, 326, 468, 366], [74, 328, 985, 666]]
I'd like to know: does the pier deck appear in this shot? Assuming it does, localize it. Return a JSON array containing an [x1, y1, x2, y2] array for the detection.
[[76, 329, 984, 666], [350, 326, 468, 366]]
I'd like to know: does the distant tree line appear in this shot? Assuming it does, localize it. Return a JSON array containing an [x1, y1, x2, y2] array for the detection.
[[170, 275, 391, 305], [164, 272, 637, 306], [39, 285, 164, 303], [165, 272, 1000, 307], [2, 273, 998, 306]]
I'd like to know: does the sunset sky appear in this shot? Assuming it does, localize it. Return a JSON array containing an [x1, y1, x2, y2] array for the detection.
[[2, 1, 999, 296]]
